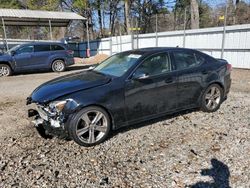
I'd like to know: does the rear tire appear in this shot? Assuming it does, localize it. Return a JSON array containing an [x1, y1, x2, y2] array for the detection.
[[201, 84, 223, 112], [0, 64, 12, 77], [68, 106, 111, 147], [52, 60, 65, 72]]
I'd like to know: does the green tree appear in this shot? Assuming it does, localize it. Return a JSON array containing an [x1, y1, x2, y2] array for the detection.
[[199, 1, 213, 28], [26, 0, 60, 11], [0, 0, 22, 8]]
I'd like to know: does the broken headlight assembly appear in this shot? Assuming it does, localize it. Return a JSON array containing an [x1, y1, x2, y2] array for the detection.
[[49, 100, 67, 114]]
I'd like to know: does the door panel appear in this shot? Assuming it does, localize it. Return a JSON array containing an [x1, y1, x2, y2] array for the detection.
[[32, 45, 51, 69], [125, 52, 178, 123], [125, 78, 158, 121], [14, 53, 33, 69], [14, 45, 34, 70], [176, 68, 203, 108], [171, 50, 206, 109], [32, 52, 51, 69]]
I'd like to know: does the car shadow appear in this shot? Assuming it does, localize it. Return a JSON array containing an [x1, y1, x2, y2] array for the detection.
[[109, 108, 199, 139], [189, 158, 231, 188]]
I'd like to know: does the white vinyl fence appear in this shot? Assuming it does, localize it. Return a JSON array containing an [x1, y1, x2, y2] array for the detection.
[[96, 24, 250, 69], [1, 24, 250, 69]]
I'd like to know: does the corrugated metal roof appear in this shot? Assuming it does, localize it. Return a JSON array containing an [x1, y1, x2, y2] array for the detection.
[[0, 8, 85, 20], [0, 9, 86, 27]]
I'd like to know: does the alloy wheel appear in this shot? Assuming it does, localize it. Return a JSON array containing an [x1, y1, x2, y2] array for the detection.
[[0, 66, 10, 77], [53, 60, 65, 72], [205, 86, 221, 111], [76, 110, 108, 144]]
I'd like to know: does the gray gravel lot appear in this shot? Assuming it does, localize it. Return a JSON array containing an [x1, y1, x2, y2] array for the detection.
[[0, 68, 249, 187]]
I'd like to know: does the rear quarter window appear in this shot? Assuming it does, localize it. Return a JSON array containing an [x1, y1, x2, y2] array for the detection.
[[194, 52, 206, 64], [51, 45, 65, 51], [172, 50, 206, 71]]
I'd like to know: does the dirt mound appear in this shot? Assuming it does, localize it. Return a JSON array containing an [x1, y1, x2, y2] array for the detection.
[[74, 54, 109, 65]]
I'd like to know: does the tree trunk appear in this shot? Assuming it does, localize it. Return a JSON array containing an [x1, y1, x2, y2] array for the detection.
[[190, 0, 199, 29], [124, 0, 131, 34], [97, 0, 103, 37]]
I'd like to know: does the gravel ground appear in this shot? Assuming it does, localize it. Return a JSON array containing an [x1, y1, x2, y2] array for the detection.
[[0, 68, 249, 187]]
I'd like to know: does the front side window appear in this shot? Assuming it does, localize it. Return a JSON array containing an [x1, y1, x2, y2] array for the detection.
[[16, 45, 34, 54], [172, 51, 204, 71], [94, 53, 142, 77], [134, 53, 172, 77], [34, 45, 51, 52]]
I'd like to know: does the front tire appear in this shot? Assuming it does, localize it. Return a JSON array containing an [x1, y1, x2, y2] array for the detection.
[[201, 84, 223, 112], [51, 60, 66, 72], [68, 106, 111, 147], [0, 64, 12, 77]]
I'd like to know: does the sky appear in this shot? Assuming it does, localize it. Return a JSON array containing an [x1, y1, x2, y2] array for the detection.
[[204, 0, 250, 7]]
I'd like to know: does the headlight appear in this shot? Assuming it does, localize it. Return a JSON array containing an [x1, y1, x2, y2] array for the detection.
[[49, 100, 67, 113]]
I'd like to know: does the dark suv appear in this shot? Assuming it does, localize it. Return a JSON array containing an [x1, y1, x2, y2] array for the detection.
[[0, 42, 74, 76]]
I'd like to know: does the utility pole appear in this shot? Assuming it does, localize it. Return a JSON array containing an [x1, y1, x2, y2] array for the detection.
[[155, 14, 158, 47], [183, 7, 187, 48], [136, 18, 139, 49], [1, 18, 9, 51], [49, 20, 53, 40], [119, 25, 122, 52], [221, 0, 228, 59], [86, 19, 90, 58], [131, 17, 134, 50]]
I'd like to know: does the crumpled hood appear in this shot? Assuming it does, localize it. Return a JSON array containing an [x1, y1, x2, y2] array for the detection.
[[29, 70, 111, 104]]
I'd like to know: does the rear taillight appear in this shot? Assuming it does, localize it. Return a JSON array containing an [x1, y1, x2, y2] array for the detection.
[[227, 63, 232, 72], [67, 50, 74, 55]]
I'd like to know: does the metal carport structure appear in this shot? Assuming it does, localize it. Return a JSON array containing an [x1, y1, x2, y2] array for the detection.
[[0, 9, 86, 50]]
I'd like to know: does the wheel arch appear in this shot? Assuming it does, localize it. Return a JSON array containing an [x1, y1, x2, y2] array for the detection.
[[198, 81, 225, 106], [207, 81, 225, 93], [0, 61, 14, 70], [75, 104, 115, 130], [50, 58, 65, 67]]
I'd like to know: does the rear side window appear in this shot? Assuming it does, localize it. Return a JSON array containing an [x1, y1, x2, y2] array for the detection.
[[34, 45, 50, 52], [51, 45, 65, 51], [194, 52, 206, 64], [172, 51, 205, 71]]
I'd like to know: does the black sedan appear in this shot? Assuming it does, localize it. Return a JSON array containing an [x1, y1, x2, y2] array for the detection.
[[27, 48, 231, 147]]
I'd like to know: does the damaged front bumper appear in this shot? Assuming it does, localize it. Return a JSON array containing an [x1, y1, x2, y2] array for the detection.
[[27, 99, 79, 137]]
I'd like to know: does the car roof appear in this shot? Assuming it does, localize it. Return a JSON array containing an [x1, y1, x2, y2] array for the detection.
[[124, 47, 197, 55], [23, 42, 65, 46]]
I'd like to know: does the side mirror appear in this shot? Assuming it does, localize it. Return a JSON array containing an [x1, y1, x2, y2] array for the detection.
[[11, 51, 16, 56], [132, 73, 149, 80]]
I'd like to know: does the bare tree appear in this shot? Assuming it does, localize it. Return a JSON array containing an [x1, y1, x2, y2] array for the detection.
[[124, 0, 131, 34], [190, 0, 199, 29]]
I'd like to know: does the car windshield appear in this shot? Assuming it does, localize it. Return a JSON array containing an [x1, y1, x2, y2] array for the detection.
[[94, 53, 142, 77]]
